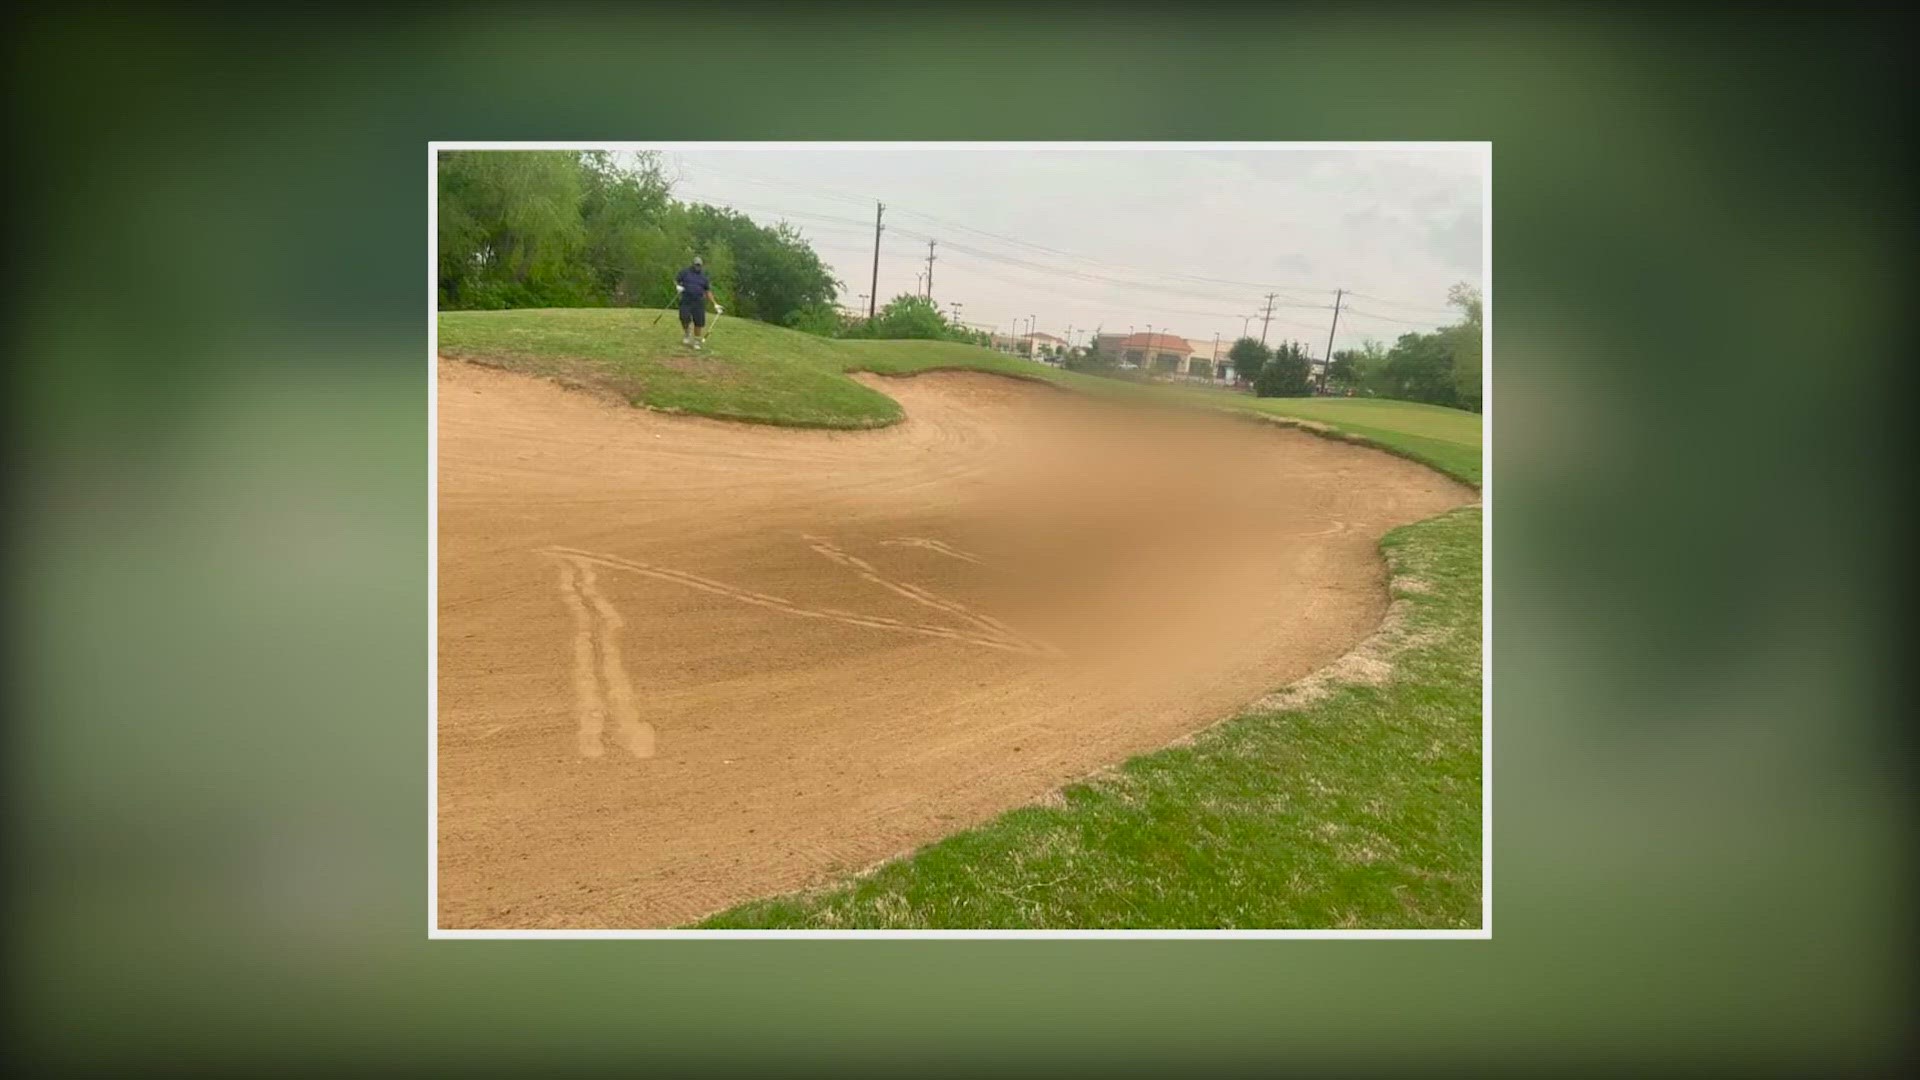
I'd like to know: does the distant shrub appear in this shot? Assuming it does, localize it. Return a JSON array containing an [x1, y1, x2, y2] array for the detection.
[[1255, 342, 1313, 397]]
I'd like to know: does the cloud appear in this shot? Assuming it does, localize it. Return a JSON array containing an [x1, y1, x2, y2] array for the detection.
[[1426, 211, 1483, 273]]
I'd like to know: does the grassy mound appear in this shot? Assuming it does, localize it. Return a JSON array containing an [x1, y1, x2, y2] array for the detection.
[[439, 308, 902, 428], [438, 308, 1481, 484]]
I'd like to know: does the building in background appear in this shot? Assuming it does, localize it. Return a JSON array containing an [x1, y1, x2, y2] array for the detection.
[[1092, 332, 1128, 360], [1023, 332, 1068, 360], [1113, 331, 1193, 375]]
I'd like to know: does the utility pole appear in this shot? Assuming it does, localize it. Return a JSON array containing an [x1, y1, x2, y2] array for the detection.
[[925, 239, 936, 299], [1320, 288, 1344, 394], [1259, 292, 1277, 347], [868, 201, 884, 320]]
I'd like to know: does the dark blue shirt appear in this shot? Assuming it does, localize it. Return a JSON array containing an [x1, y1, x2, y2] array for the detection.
[[676, 266, 711, 305]]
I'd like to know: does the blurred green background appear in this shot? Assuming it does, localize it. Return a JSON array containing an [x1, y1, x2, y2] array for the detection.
[[7, 5, 1910, 1074]]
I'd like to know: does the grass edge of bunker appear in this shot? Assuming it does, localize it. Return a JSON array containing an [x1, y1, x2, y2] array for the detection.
[[695, 505, 1482, 930], [437, 308, 1481, 484]]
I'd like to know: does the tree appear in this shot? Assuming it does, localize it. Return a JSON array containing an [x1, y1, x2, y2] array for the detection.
[[1327, 350, 1359, 391], [785, 301, 848, 337], [437, 150, 589, 308], [436, 150, 842, 325], [1329, 339, 1386, 393], [1255, 341, 1312, 397], [1443, 282, 1483, 412], [694, 234, 740, 316], [684, 204, 841, 323], [1067, 333, 1117, 373], [1379, 331, 1459, 406], [842, 294, 953, 340], [576, 150, 681, 306], [1227, 337, 1270, 384]]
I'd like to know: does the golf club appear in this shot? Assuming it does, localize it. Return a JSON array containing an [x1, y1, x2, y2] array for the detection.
[[648, 280, 680, 326]]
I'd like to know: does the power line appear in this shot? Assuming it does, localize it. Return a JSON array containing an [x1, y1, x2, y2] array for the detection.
[[927, 236, 1277, 307], [673, 157, 880, 209], [1343, 290, 1458, 318], [674, 188, 1399, 324], [674, 166, 1456, 317], [892, 206, 1334, 298], [1342, 306, 1441, 327], [685, 162, 1335, 299], [669, 185, 1453, 343]]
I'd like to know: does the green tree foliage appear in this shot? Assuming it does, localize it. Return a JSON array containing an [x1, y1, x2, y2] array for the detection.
[[1255, 340, 1313, 397], [1328, 340, 1388, 393], [438, 150, 590, 309], [784, 301, 850, 337], [684, 205, 839, 323], [1350, 340, 1391, 395], [1227, 337, 1270, 383], [1442, 282, 1483, 412], [1340, 283, 1482, 411], [1065, 332, 1113, 372], [841, 294, 964, 341], [1379, 331, 1460, 406], [575, 150, 677, 305], [437, 150, 840, 324], [1327, 349, 1359, 390]]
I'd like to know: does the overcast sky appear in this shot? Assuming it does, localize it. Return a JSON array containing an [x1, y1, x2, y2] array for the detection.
[[632, 143, 1484, 357]]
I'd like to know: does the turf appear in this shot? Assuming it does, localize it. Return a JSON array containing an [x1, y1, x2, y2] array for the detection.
[[697, 505, 1482, 929], [438, 308, 903, 428], [437, 308, 1482, 483]]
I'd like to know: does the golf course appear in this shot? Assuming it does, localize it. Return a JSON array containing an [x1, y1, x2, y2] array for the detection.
[[437, 307, 1483, 930]]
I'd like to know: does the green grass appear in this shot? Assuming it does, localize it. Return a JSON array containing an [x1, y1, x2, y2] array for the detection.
[[698, 505, 1482, 929], [440, 307, 1483, 928], [438, 308, 1481, 483], [438, 307, 903, 428]]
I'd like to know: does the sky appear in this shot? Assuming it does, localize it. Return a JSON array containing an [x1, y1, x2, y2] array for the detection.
[[632, 142, 1484, 358]]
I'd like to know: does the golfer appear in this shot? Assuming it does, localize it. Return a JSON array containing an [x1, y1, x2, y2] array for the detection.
[[674, 256, 723, 349]]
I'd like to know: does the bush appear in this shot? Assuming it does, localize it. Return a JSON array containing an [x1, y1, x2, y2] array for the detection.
[[840, 294, 956, 340], [1254, 342, 1312, 397], [784, 302, 847, 337], [1228, 337, 1270, 384]]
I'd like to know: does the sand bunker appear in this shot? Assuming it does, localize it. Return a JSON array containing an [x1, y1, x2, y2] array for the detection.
[[435, 359, 1472, 928]]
